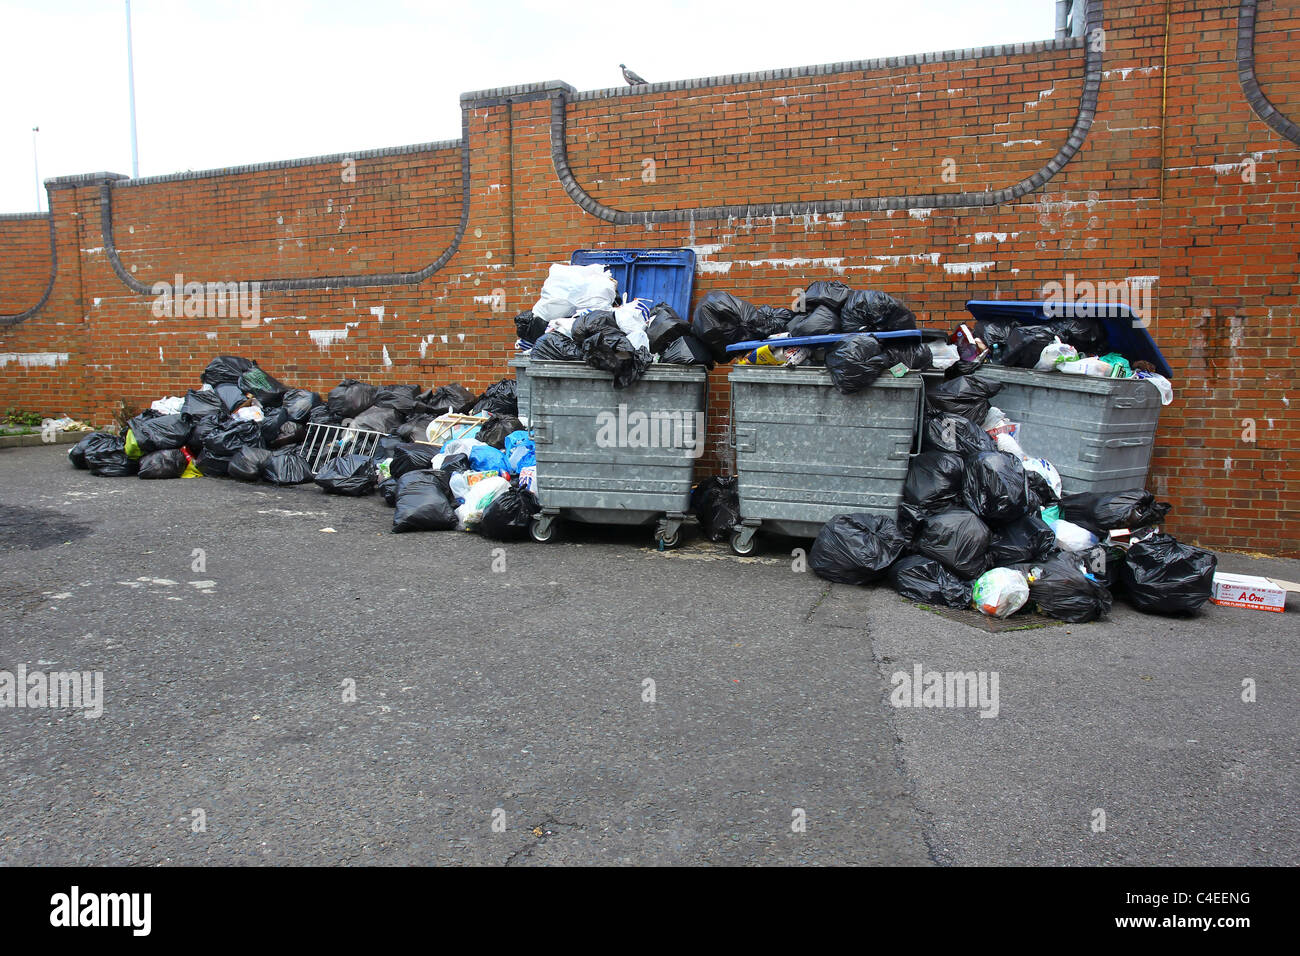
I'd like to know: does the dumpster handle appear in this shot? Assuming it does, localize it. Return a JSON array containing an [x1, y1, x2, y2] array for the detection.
[[910, 381, 926, 458]]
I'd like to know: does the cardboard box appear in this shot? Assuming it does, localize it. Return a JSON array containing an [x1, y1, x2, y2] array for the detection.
[[1211, 573, 1286, 613]]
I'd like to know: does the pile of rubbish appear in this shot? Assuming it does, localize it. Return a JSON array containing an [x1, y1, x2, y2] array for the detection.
[[514, 269, 930, 389], [950, 313, 1173, 403], [802, 370, 1214, 620], [65, 354, 541, 538]]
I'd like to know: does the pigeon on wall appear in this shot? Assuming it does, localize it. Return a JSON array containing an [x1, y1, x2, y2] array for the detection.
[[620, 63, 648, 86]]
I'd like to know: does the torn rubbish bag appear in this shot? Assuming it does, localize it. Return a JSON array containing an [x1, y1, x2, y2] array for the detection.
[[581, 330, 651, 389]]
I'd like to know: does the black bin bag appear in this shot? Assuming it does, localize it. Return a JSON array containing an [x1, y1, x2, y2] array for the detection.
[[530, 333, 584, 362], [84, 434, 136, 478], [660, 334, 715, 368], [238, 367, 287, 406], [810, 513, 907, 585], [1119, 533, 1216, 615], [1058, 489, 1172, 536], [1015, 554, 1113, 623], [825, 334, 888, 394], [131, 413, 191, 454], [922, 414, 996, 459], [137, 448, 189, 479], [472, 379, 519, 417], [228, 446, 272, 482], [314, 454, 377, 496], [750, 305, 793, 339], [263, 449, 313, 485], [204, 419, 263, 458], [691, 291, 757, 363], [903, 451, 966, 512], [514, 309, 549, 343], [389, 443, 437, 481], [989, 514, 1056, 565], [181, 388, 223, 419], [787, 303, 840, 338], [888, 554, 972, 608], [803, 279, 852, 311], [200, 355, 258, 386], [926, 375, 1002, 424], [69, 432, 111, 469], [392, 470, 458, 533], [479, 486, 541, 541], [691, 477, 740, 543], [327, 379, 379, 420], [281, 388, 322, 422], [1002, 325, 1057, 368], [840, 289, 916, 333], [912, 509, 991, 579], [962, 452, 1029, 526], [645, 303, 690, 354]]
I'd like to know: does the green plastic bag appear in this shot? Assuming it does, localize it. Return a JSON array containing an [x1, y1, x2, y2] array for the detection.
[[123, 429, 142, 459]]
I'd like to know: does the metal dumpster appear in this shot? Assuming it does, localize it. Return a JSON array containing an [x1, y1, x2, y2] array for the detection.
[[728, 366, 924, 555], [508, 354, 530, 424], [964, 300, 1171, 494], [526, 360, 708, 548]]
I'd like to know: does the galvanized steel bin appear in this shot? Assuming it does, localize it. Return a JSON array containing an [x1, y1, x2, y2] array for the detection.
[[973, 365, 1164, 493], [728, 366, 924, 554], [526, 360, 708, 548], [508, 354, 531, 424]]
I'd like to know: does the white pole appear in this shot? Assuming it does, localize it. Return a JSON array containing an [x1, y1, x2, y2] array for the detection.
[[32, 126, 41, 212], [126, 0, 139, 178]]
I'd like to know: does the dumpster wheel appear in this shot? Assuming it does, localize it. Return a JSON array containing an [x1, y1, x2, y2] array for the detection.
[[729, 527, 757, 557], [654, 517, 683, 551], [529, 514, 559, 544]]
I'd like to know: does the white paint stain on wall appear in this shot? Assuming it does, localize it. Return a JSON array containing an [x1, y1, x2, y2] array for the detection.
[[309, 329, 349, 351], [0, 352, 70, 369], [369, 306, 385, 322], [943, 261, 996, 275], [382, 345, 393, 367], [907, 208, 933, 220]]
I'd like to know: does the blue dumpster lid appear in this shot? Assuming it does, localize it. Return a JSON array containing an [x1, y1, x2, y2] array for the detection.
[[571, 248, 695, 319], [965, 299, 1173, 378]]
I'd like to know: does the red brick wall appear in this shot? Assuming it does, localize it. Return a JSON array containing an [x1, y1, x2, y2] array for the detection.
[[1, 0, 1296, 554]]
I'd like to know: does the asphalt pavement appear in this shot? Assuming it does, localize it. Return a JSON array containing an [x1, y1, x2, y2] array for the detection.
[[1, 444, 1296, 865]]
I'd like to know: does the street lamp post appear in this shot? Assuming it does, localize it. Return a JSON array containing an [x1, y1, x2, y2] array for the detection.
[[126, 0, 139, 178], [32, 126, 41, 213]]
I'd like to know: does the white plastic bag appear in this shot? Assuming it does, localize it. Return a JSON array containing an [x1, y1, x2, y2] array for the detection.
[[1136, 372, 1174, 406], [1021, 456, 1063, 499], [150, 396, 185, 415], [927, 342, 960, 370], [1055, 356, 1115, 377], [613, 298, 652, 352], [532, 263, 617, 320], [972, 568, 1030, 618], [1035, 338, 1078, 370], [1054, 518, 1098, 552]]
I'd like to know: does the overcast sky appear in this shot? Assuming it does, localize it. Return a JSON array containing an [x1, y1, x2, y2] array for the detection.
[[0, 0, 1057, 214]]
